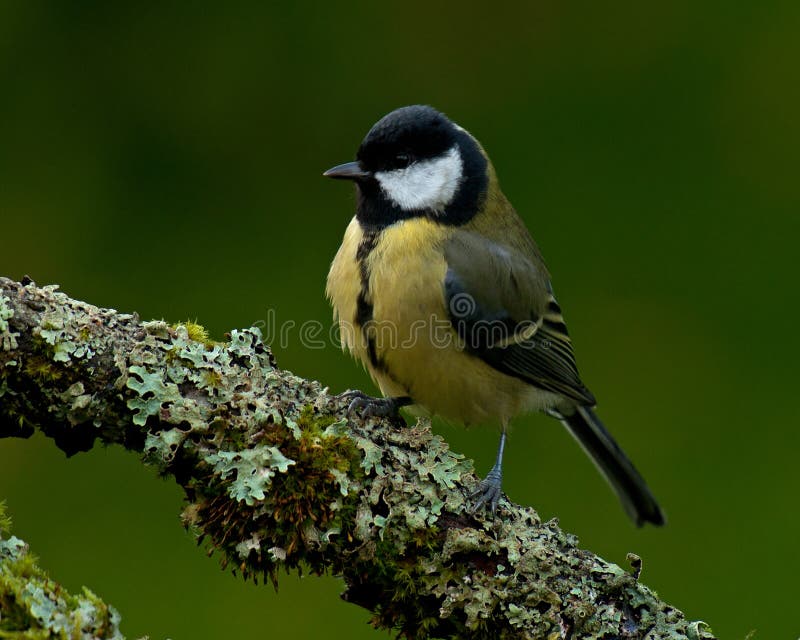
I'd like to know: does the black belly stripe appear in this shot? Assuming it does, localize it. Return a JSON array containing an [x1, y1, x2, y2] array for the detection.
[[355, 226, 383, 369], [355, 292, 373, 327], [356, 228, 380, 273], [354, 227, 380, 326], [366, 335, 386, 371]]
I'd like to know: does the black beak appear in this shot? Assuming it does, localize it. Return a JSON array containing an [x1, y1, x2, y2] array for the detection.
[[323, 161, 371, 181]]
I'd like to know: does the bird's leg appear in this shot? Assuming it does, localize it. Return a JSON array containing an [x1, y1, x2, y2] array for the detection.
[[338, 390, 412, 418], [471, 424, 507, 514]]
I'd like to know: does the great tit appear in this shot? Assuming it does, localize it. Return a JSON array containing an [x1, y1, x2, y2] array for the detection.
[[324, 105, 664, 526]]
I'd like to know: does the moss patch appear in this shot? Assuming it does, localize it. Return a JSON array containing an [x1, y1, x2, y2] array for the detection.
[[0, 277, 719, 640]]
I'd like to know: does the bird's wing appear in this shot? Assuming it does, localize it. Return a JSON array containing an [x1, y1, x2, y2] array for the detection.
[[443, 230, 596, 405]]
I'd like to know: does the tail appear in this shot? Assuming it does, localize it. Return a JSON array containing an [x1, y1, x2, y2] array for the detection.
[[557, 405, 665, 527]]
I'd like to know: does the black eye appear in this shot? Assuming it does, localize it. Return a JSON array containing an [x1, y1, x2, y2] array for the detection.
[[394, 152, 412, 168]]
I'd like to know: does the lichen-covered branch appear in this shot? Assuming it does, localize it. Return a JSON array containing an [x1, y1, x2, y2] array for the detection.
[[0, 502, 124, 639], [0, 277, 715, 639]]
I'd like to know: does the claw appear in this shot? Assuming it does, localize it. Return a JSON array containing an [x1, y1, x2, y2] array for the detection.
[[337, 389, 366, 400], [337, 390, 405, 418], [470, 464, 504, 514]]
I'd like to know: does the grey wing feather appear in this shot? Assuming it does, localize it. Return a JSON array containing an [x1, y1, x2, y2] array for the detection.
[[443, 231, 595, 406]]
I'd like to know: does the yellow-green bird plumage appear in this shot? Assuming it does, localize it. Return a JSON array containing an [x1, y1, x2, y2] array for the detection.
[[324, 105, 664, 525], [327, 164, 568, 426]]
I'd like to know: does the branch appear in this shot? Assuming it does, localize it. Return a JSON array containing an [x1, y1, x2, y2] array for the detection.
[[0, 502, 124, 639], [0, 277, 715, 639]]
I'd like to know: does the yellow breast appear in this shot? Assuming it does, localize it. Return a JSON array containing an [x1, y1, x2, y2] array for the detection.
[[326, 217, 364, 356], [326, 217, 552, 426]]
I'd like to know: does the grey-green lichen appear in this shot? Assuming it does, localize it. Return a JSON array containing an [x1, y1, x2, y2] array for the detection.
[[0, 502, 124, 639], [207, 446, 295, 505], [0, 293, 19, 351], [0, 277, 718, 639]]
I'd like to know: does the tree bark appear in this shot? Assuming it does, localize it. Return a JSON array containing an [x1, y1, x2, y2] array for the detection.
[[0, 277, 715, 639]]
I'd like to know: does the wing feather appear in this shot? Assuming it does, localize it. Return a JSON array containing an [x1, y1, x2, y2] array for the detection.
[[443, 230, 595, 406]]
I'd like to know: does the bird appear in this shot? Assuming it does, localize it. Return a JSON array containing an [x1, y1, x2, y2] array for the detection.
[[323, 105, 665, 526]]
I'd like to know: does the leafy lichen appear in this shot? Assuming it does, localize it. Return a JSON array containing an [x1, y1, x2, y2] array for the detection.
[[0, 277, 718, 640], [208, 447, 295, 505], [37, 307, 94, 362], [126, 365, 183, 427], [0, 293, 19, 351]]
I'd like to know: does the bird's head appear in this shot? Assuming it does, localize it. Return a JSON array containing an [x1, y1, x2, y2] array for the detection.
[[324, 105, 489, 228]]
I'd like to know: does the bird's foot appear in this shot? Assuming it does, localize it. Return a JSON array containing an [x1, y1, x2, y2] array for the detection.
[[338, 390, 404, 418], [470, 464, 504, 514]]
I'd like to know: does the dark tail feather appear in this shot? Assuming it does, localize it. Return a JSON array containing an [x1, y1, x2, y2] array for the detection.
[[558, 406, 665, 527]]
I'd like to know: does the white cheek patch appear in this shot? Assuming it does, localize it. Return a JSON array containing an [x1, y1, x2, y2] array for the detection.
[[374, 146, 463, 213]]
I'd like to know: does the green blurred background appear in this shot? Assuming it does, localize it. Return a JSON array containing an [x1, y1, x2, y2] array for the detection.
[[1, 2, 798, 638]]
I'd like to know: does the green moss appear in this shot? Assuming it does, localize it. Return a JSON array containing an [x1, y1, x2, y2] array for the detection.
[[294, 405, 362, 479], [0, 277, 717, 639], [185, 402, 371, 585], [23, 355, 63, 384], [0, 502, 11, 537], [199, 369, 222, 389], [29, 335, 53, 356], [172, 320, 215, 348]]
